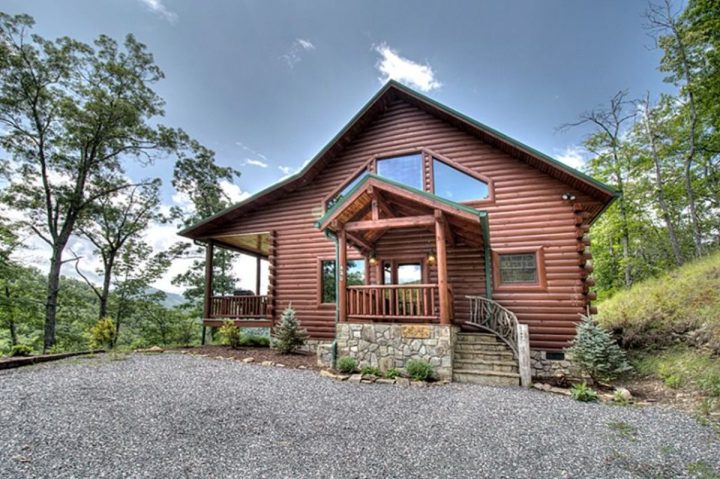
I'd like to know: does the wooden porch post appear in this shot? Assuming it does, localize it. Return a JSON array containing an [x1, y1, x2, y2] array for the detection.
[[255, 256, 262, 295], [338, 228, 347, 322], [435, 210, 449, 325], [202, 241, 214, 345]]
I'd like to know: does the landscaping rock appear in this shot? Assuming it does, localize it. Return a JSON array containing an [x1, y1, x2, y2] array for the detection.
[[376, 378, 395, 385], [136, 346, 164, 354], [410, 381, 427, 388], [275, 363, 286, 368], [395, 377, 410, 387], [348, 374, 362, 383], [615, 387, 632, 401], [260, 360, 275, 367], [297, 365, 307, 369], [242, 357, 255, 363]]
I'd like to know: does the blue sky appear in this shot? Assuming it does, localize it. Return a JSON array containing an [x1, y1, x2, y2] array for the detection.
[[2, 0, 679, 292]]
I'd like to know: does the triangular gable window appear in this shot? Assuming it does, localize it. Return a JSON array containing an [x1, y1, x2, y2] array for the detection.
[[432, 158, 489, 202]]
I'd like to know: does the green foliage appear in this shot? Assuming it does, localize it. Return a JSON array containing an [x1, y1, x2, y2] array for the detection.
[[567, 315, 632, 383], [406, 359, 434, 382], [570, 382, 599, 402], [634, 347, 720, 400], [9, 344, 32, 357], [664, 374, 683, 390], [272, 306, 308, 354], [612, 390, 630, 405], [360, 366, 382, 376], [238, 334, 270, 348], [384, 368, 400, 379], [218, 320, 241, 349], [598, 252, 720, 353], [88, 317, 116, 350], [336, 356, 357, 374]]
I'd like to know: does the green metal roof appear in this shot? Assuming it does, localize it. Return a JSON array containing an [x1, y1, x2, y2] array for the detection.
[[314, 173, 487, 229]]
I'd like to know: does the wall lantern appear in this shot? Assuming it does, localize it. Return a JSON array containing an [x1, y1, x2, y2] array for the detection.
[[426, 250, 437, 265], [368, 252, 378, 266], [561, 192, 576, 202]]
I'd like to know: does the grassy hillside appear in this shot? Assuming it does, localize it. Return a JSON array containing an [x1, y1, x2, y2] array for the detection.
[[597, 252, 720, 418], [598, 251, 720, 354]]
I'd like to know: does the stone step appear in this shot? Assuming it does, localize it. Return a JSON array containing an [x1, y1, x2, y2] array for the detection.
[[454, 342, 510, 353], [453, 358, 518, 373], [455, 333, 499, 344], [453, 350, 515, 361], [452, 369, 521, 386]]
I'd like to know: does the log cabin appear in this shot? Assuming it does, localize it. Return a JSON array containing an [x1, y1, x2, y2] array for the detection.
[[178, 81, 617, 385]]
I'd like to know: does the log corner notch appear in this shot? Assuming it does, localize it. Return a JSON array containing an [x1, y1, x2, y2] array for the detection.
[[574, 203, 597, 316]]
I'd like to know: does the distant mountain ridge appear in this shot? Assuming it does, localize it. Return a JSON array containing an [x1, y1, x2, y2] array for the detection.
[[145, 287, 187, 308]]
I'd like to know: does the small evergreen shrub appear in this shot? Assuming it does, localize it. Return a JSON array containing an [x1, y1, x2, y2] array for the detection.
[[385, 368, 400, 379], [360, 366, 382, 376], [336, 356, 357, 374], [406, 359, 434, 381], [612, 390, 630, 405], [566, 315, 632, 383], [570, 382, 599, 402], [218, 320, 241, 349], [89, 317, 116, 349], [272, 306, 308, 354], [10, 344, 32, 357]]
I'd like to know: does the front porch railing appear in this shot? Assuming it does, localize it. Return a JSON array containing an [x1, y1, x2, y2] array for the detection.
[[347, 284, 439, 322], [210, 295, 268, 318]]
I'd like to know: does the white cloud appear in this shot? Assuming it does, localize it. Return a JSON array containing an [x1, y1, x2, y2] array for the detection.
[[374, 42, 441, 92], [278, 165, 293, 176], [282, 38, 316, 68], [219, 180, 250, 204], [244, 159, 269, 168], [555, 145, 586, 170], [138, 0, 177, 23]]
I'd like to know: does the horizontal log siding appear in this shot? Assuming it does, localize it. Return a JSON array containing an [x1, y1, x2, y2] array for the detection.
[[210, 99, 600, 348]]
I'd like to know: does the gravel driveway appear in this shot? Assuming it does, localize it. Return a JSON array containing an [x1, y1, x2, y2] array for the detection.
[[1, 353, 718, 478]]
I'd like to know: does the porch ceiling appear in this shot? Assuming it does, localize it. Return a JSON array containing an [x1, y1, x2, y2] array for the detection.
[[208, 232, 270, 257]]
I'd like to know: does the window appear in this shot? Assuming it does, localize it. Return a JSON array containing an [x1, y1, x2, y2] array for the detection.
[[382, 261, 423, 285], [320, 259, 365, 304], [327, 172, 368, 208], [376, 153, 423, 190], [499, 253, 537, 284], [433, 158, 489, 202]]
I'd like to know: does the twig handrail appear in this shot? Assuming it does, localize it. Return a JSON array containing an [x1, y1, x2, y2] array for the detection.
[[466, 295, 520, 357]]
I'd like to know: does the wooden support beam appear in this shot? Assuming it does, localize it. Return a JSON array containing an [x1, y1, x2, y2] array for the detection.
[[347, 232, 373, 253], [345, 215, 435, 232], [435, 211, 450, 325], [371, 197, 379, 221], [255, 256, 261, 295], [338, 228, 347, 322], [203, 242, 214, 321], [374, 190, 394, 218]]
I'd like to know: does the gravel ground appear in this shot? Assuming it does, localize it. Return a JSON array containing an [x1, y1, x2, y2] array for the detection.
[[0, 353, 718, 479]]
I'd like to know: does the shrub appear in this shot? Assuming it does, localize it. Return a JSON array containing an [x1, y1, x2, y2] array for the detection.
[[384, 368, 400, 379], [612, 390, 630, 405], [664, 374, 683, 389], [566, 315, 632, 383], [406, 359, 434, 381], [570, 382, 599, 402], [10, 344, 32, 357], [218, 320, 241, 349], [272, 306, 308, 354], [336, 356, 357, 374], [361, 366, 382, 376], [89, 317, 116, 349], [239, 334, 270, 348]]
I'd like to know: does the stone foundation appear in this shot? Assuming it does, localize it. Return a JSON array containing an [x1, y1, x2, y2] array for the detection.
[[530, 350, 582, 380], [335, 323, 457, 380]]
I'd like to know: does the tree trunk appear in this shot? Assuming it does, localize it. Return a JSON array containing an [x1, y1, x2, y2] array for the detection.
[[44, 244, 66, 352], [5, 284, 17, 347], [98, 254, 115, 319]]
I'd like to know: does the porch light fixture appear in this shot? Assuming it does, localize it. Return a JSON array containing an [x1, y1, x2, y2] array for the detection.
[[369, 253, 378, 266], [561, 192, 576, 202], [426, 250, 437, 265]]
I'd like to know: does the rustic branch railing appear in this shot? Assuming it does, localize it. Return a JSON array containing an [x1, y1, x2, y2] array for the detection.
[[347, 284, 439, 321], [466, 295, 531, 386], [210, 295, 268, 318]]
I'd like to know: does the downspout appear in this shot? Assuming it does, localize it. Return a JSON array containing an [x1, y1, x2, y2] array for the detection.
[[324, 230, 339, 368]]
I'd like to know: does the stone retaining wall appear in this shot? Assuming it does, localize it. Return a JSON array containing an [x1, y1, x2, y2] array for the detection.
[[335, 323, 457, 380], [530, 350, 582, 380]]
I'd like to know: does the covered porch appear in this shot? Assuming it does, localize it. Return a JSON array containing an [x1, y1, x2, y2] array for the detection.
[[315, 174, 492, 326], [200, 231, 274, 329]]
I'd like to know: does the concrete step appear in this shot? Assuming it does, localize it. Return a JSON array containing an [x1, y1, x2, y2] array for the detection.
[[454, 342, 510, 353], [452, 369, 521, 386], [454, 358, 519, 373], [455, 333, 499, 344], [453, 350, 515, 361]]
